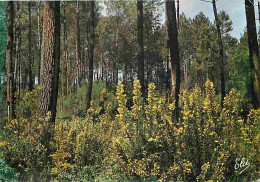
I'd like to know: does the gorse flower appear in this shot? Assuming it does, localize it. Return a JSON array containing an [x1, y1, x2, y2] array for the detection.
[[1, 80, 259, 181]]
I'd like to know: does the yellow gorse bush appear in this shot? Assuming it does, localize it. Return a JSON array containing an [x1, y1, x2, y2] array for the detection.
[[1, 80, 259, 181]]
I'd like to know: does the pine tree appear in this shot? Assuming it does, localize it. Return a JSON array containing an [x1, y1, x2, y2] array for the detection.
[[86, 1, 95, 111], [28, 1, 33, 91], [137, 0, 145, 96], [39, 1, 60, 122], [245, 0, 260, 108], [165, 0, 181, 121], [212, 0, 225, 107], [6, 1, 15, 119]]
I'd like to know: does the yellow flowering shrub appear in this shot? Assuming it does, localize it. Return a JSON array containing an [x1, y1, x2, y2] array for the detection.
[[1, 114, 53, 180], [1, 80, 259, 181]]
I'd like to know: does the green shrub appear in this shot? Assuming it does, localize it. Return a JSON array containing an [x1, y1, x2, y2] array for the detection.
[[1, 80, 259, 181], [0, 159, 19, 181]]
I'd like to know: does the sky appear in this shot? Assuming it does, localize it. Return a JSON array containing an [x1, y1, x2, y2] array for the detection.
[[102, 0, 259, 40], [178, 0, 259, 39]]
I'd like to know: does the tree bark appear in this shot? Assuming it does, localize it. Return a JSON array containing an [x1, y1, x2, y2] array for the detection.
[[37, 2, 42, 85], [177, 0, 180, 28], [40, 2, 61, 123], [137, 0, 145, 97], [15, 2, 21, 98], [166, 48, 171, 91], [258, 0, 260, 37], [76, 1, 83, 87], [86, 1, 95, 111], [165, 0, 181, 121], [114, 7, 120, 85], [6, 1, 15, 120], [245, 0, 260, 109], [183, 59, 190, 89], [63, 2, 70, 96], [15, 2, 22, 98], [28, 2, 33, 91], [51, 2, 61, 123], [212, 0, 225, 107]]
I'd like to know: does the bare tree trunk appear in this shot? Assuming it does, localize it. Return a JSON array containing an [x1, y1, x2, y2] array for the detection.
[[15, 36, 20, 98], [86, 1, 95, 111], [212, 0, 225, 107], [245, 0, 260, 109], [63, 2, 70, 96], [14, 2, 21, 98], [18, 43, 21, 97], [7, 2, 15, 114], [165, 0, 181, 121], [197, 65, 203, 90], [28, 2, 33, 91], [13, 11, 17, 96], [177, 0, 180, 28], [76, 1, 83, 87], [123, 60, 127, 84], [37, 2, 42, 85], [101, 50, 104, 82], [40, 2, 61, 123], [146, 55, 150, 90], [258, 0, 260, 38], [51, 2, 61, 123], [6, 1, 15, 120], [166, 49, 171, 91], [137, 0, 145, 96], [183, 59, 189, 89], [114, 7, 119, 85]]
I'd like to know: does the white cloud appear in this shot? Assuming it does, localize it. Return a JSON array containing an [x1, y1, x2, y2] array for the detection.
[[179, 0, 196, 11]]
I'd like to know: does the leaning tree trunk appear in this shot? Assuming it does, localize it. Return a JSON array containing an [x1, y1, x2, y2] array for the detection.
[[40, 2, 60, 123], [137, 0, 145, 97], [212, 0, 225, 107], [165, 0, 181, 121], [245, 0, 260, 109], [6, 1, 15, 120], [86, 1, 95, 111], [28, 1, 33, 91]]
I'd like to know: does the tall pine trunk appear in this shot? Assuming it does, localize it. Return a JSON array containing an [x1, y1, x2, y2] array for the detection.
[[165, 0, 181, 121], [245, 0, 260, 109], [258, 0, 260, 37], [40, 2, 60, 123], [137, 0, 145, 96], [86, 1, 95, 111], [177, 0, 180, 28], [28, 2, 33, 91], [212, 0, 225, 107], [6, 1, 15, 120], [14, 2, 21, 99], [76, 1, 83, 87], [63, 2, 71, 96], [37, 2, 42, 85]]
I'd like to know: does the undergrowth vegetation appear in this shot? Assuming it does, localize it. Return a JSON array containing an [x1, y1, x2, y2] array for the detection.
[[0, 80, 259, 181]]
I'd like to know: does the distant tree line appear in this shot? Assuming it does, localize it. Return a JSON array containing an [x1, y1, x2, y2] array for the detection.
[[1, 0, 260, 122]]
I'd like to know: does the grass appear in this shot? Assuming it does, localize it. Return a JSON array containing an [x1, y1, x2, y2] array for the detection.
[[57, 81, 116, 120]]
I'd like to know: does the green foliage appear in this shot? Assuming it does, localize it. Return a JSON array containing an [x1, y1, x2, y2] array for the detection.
[[0, 159, 19, 181], [1, 81, 259, 181], [226, 35, 251, 98], [0, 1, 258, 181], [57, 81, 116, 119]]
